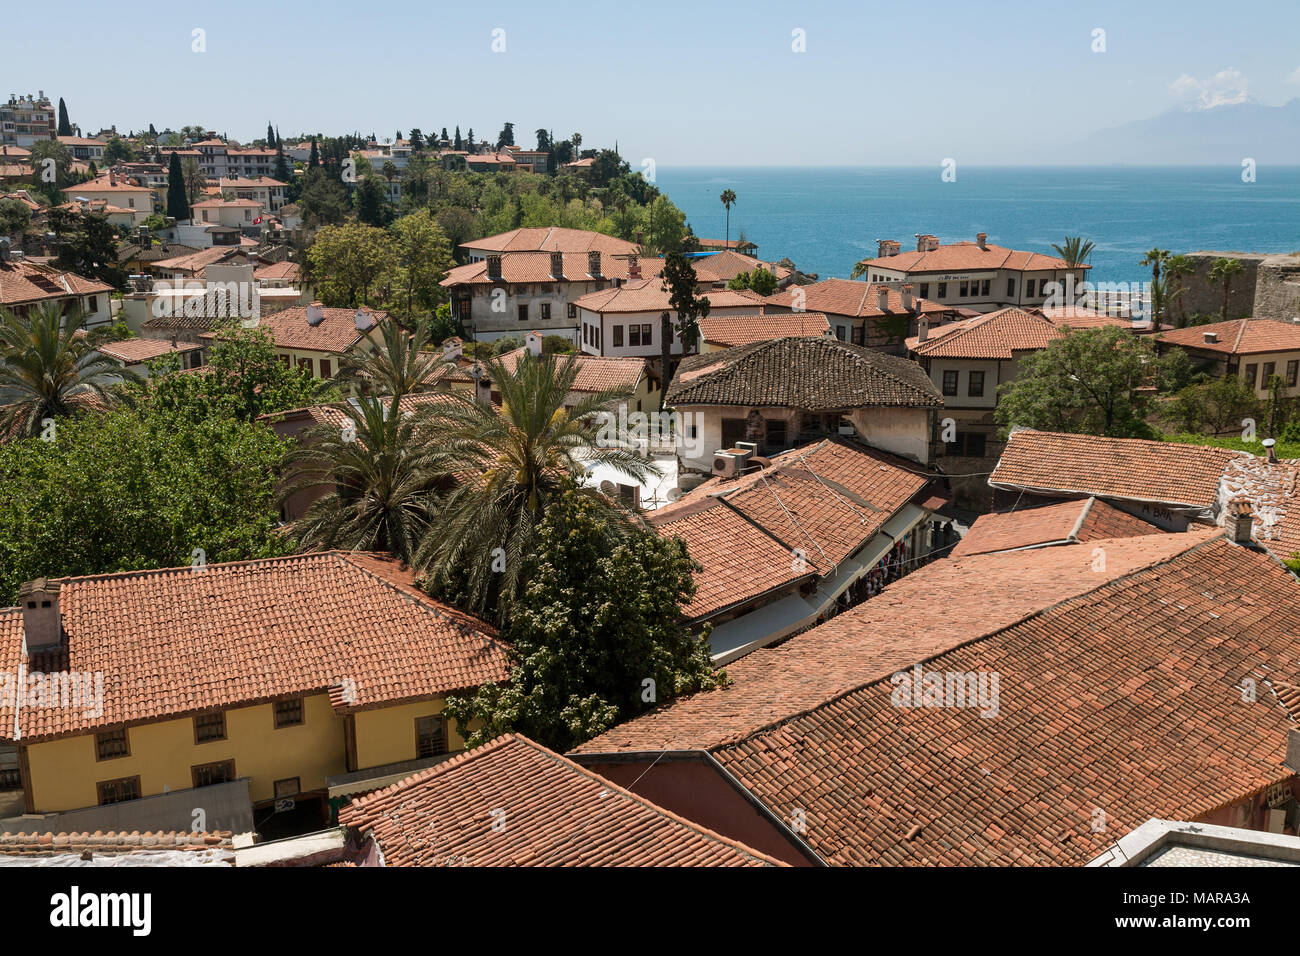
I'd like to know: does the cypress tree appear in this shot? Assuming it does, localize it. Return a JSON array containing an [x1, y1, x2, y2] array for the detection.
[[166, 152, 190, 220], [308, 137, 319, 168], [57, 98, 72, 136]]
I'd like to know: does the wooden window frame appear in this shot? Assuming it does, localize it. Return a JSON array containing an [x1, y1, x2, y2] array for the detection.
[[415, 715, 448, 759], [191, 759, 236, 789], [95, 727, 130, 762], [193, 711, 227, 744], [274, 698, 304, 729], [97, 775, 141, 805]]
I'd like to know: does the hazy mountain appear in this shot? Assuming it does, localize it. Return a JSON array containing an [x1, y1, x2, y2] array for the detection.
[[1040, 98, 1300, 165]]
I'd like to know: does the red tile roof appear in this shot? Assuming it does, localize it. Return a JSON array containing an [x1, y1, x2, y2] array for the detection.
[[1157, 319, 1300, 355], [151, 246, 249, 274], [96, 338, 203, 364], [906, 307, 1064, 358], [949, 497, 1162, 558], [691, 250, 791, 284], [649, 438, 928, 619], [339, 734, 783, 866], [574, 278, 765, 314], [0, 552, 507, 742], [460, 227, 638, 256], [764, 278, 948, 318], [697, 312, 831, 348], [441, 251, 664, 287], [0, 258, 113, 307], [0, 830, 234, 863], [492, 348, 647, 393], [989, 429, 1242, 510], [861, 240, 1083, 275], [200, 305, 388, 354]]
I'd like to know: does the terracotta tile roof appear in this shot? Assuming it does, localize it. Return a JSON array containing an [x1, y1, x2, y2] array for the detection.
[[665, 336, 943, 410], [705, 535, 1299, 865], [339, 734, 783, 866], [861, 240, 1083, 276], [649, 438, 928, 619], [1157, 319, 1300, 355], [906, 307, 1064, 358], [989, 429, 1242, 510], [254, 260, 300, 281], [218, 176, 288, 189], [490, 348, 647, 393], [949, 497, 1162, 558], [0, 831, 234, 864], [691, 250, 791, 284], [764, 279, 948, 318], [698, 312, 831, 348], [460, 228, 637, 256], [151, 246, 248, 274], [200, 305, 388, 354], [0, 258, 113, 307], [574, 528, 1219, 757], [96, 338, 203, 364], [1, 190, 41, 212], [62, 173, 151, 195], [573, 278, 766, 314], [192, 198, 262, 209], [441, 251, 664, 287], [0, 552, 507, 742], [1039, 306, 1152, 331]]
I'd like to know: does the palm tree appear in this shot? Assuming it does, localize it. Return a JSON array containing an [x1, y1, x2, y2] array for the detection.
[[1209, 257, 1245, 324], [286, 395, 446, 564], [0, 301, 134, 439], [1140, 248, 1170, 322], [338, 318, 455, 400], [1052, 235, 1095, 269], [1164, 254, 1194, 327], [720, 189, 737, 245], [415, 352, 656, 620]]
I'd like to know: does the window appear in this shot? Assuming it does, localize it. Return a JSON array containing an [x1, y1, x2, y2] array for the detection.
[[1007, 278, 1016, 297], [641, 324, 652, 345], [937, 282, 947, 298], [981, 279, 990, 297], [97, 776, 141, 806], [274, 698, 304, 728], [416, 715, 448, 758], [942, 370, 959, 396], [959, 281, 969, 297], [297, 357, 311, 372], [958, 432, 987, 457], [1026, 279, 1036, 298], [765, 419, 787, 452], [1262, 361, 1276, 384], [1244, 364, 1259, 389], [88, 296, 97, 312], [837, 325, 847, 341], [279, 354, 291, 367], [541, 302, 551, 321], [629, 324, 640, 347], [194, 712, 226, 743], [319, 359, 331, 378], [919, 283, 929, 298], [274, 777, 300, 798], [96, 728, 129, 761], [968, 371, 985, 397], [1287, 360, 1298, 388], [851, 325, 864, 345], [567, 303, 577, 319], [192, 760, 236, 789], [517, 304, 528, 322], [721, 418, 747, 449], [613, 325, 623, 348]]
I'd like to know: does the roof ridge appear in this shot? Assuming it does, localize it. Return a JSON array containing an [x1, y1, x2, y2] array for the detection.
[[1231, 318, 1249, 353], [707, 530, 1227, 753]]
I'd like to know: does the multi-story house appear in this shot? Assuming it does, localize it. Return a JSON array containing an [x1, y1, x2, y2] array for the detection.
[[62, 172, 154, 225], [856, 233, 1089, 313], [1154, 319, 1300, 399], [56, 136, 106, 163], [764, 278, 954, 352], [460, 226, 639, 263], [191, 138, 276, 179], [218, 176, 287, 212], [0, 92, 56, 147], [0, 242, 114, 328], [199, 302, 389, 380]]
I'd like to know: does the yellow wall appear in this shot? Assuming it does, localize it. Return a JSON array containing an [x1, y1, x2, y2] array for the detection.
[[352, 698, 459, 770], [25, 693, 346, 812]]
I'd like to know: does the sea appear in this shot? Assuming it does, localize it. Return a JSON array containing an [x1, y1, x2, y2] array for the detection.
[[655, 166, 1300, 285]]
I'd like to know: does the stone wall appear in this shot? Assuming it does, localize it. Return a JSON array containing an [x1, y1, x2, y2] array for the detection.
[[1253, 255, 1300, 321], [1179, 251, 1300, 323]]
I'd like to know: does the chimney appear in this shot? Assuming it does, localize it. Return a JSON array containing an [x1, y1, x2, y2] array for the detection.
[[442, 336, 463, 361], [627, 254, 641, 280], [1203, 331, 1219, 344], [976, 232, 987, 250], [876, 287, 889, 311], [1286, 728, 1300, 774], [19, 579, 63, 655], [1226, 499, 1254, 546], [902, 283, 915, 311], [917, 315, 930, 343], [526, 330, 542, 357], [1263, 438, 1279, 464], [306, 301, 325, 326], [915, 234, 938, 253], [471, 367, 493, 404], [876, 239, 900, 258], [550, 251, 564, 280], [354, 308, 375, 331], [588, 251, 603, 279], [486, 255, 503, 281]]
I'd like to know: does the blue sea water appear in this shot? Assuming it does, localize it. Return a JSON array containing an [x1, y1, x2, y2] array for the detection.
[[655, 166, 1300, 285]]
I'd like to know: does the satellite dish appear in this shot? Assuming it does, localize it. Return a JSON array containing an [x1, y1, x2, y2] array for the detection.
[[599, 480, 617, 495], [666, 487, 681, 501]]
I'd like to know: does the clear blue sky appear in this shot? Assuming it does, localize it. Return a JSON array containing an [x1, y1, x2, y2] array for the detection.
[[9, 0, 1300, 164]]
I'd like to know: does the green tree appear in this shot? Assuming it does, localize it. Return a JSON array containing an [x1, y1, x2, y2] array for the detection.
[[453, 126, 463, 151], [442, 485, 724, 751], [57, 97, 72, 137], [659, 235, 710, 407], [720, 188, 737, 244], [181, 156, 204, 203], [728, 266, 777, 296], [166, 151, 190, 220], [995, 327, 1188, 438], [1052, 235, 1096, 269], [337, 317, 453, 400], [46, 206, 128, 288], [0, 197, 32, 238], [1165, 376, 1261, 435], [355, 175, 391, 226], [417, 352, 656, 620], [1164, 255, 1194, 328], [102, 137, 134, 165], [273, 141, 291, 183], [297, 166, 350, 227], [306, 221, 397, 306], [1209, 257, 1245, 323], [0, 302, 135, 439], [495, 123, 515, 150], [390, 209, 452, 316], [28, 139, 73, 200], [308, 137, 320, 168]]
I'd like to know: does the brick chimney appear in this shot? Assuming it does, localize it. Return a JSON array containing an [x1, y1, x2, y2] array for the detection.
[[1227, 499, 1254, 546], [627, 254, 641, 280], [976, 232, 987, 250], [550, 251, 564, 280], [588, 251, 602, 279], [902, 284, 915, 311], [876, 287, 889, 311], [1204, 331, 1219, 344], [486, 254, 503, 281], [915, 234, 939, 253], [19, 579, 63, 655], [876, 239, 900, 258]]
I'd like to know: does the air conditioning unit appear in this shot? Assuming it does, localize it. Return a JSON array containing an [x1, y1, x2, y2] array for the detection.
[[712, 447, 753, 479]]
